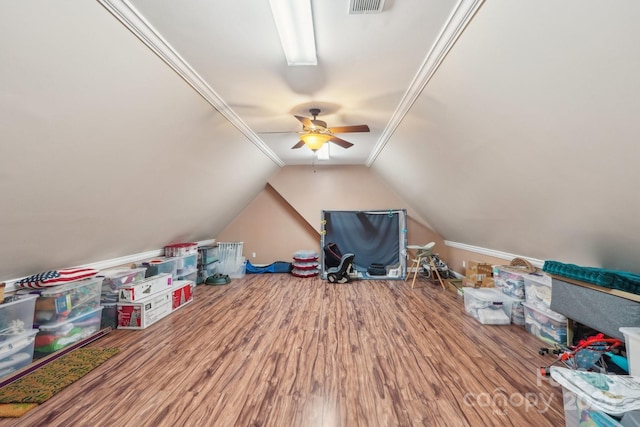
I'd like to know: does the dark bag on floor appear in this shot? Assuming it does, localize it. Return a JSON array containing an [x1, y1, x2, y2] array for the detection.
[[367, 263, 386, 276]]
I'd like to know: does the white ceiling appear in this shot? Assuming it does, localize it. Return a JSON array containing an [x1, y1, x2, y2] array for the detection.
[[104, 0, 473, 165]]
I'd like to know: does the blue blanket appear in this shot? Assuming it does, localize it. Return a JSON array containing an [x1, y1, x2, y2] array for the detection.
[[245, 261, 292, 274], [543, 260, 640, 295]]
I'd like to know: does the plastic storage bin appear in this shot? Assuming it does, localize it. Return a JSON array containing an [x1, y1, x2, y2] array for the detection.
[[523, 301, 567, 345], [17, 277, 103, 326], [141, 257, 178, 278], [524, 273, 553, 309], [620, 327, 640, 376], [198, 246, 219, 265], [463, 287, 513, 325], [0, 294, 38, 335], [101, 303, 117, 330], [164, 242, 198, 257], [494, 267, 526, 299], [197, 261, 218, 284], [229, 257, 247, 279], [99, 267, 147, 304], [551, 367, 640, 426], [34, 306, 103, 356], [99, 267, 147, 291], [175, 254, 197, 276], [510, 299, 526, 326], [177, 271, 197, 283], [559, 387, 622, 427], [0, 329, 39, 379]]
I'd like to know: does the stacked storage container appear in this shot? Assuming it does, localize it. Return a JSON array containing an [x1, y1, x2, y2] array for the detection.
[[493, 266, 527, 326], [521, 271, 568, 346], [291, 250, 320, 278], [165, 243, 198, 282], [116, 273, 173, 330], [116, 274, 195, 329], [197, 245, 219, 284], [462, 287, 515, 325], [140, 257, 179, 279], [0, 295, 39, 379], [98, 267, 147, 329], [18, 277, 104, 358]]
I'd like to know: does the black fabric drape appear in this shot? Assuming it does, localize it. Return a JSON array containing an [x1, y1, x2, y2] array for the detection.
[[324, 210, 400, 271]]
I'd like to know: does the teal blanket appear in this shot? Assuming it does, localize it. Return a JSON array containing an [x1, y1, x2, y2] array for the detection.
[[543, 260, 640, 295]]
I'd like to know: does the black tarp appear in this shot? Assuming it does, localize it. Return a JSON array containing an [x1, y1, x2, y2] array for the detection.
[[321, 209, 406, 278]]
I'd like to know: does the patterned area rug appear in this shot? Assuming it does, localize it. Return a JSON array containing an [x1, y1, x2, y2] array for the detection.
[[0, 347, 119, 418]]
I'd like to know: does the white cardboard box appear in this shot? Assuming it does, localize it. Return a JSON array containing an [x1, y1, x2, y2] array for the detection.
[[118, 273, 172, 302], [117, 288, 172, 330]]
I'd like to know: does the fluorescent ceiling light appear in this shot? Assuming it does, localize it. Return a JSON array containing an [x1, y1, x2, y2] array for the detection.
[[269, 0, 317, 66]]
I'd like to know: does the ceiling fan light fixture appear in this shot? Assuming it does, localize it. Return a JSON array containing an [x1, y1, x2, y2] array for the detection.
[[300, 132, 331, 151], [269, 0, 317, 66], [316, 143, 330, 160]]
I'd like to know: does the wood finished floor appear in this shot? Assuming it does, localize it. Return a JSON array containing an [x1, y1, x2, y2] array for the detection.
[[2, 275, 567, 427]]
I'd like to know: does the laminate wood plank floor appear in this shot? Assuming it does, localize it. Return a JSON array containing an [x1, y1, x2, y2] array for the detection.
[[1, 275, 567, 426]]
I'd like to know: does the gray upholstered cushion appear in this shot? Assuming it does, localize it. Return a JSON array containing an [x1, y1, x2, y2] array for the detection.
[[550, 277, 640, 340]]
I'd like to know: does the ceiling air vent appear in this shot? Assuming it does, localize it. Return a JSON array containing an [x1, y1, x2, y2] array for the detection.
[[349, 0, 385, 14]]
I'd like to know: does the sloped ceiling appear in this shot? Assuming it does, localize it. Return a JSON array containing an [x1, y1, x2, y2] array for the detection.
[[0, 1, 279, 279], [1, 1, 639, 281], [373, 1, 640, 271]]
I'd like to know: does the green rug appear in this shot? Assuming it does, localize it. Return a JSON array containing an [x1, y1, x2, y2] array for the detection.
[[0, 347, 119, 417]]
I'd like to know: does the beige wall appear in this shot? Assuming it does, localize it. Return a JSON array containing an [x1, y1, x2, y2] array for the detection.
[[215, 184, 319, 264], [217, 165, 446, 266], [446, 246, 512, 277]]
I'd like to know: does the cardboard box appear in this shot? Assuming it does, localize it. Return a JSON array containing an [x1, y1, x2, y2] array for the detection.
[[117, 288, 172, 330], [172, 280, 194, 311], [118, 273, 172, 302], [482, 277, 495, 288], [465, 261, 493, 286]]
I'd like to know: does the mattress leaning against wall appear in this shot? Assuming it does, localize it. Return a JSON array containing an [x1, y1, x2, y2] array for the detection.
[[549, 276, 640, 340]]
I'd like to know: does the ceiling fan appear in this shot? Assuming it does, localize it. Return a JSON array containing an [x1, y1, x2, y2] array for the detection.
[[290, 108, 370, 151]]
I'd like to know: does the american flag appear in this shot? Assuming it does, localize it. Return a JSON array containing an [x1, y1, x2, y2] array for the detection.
[[16, 267, 98, 288]]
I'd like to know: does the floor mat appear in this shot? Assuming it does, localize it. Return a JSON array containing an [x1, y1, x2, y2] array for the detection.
[[0, 347, 119, 417]]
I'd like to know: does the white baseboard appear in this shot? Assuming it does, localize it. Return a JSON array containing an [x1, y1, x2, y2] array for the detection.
[[444, 240, 545, 268]]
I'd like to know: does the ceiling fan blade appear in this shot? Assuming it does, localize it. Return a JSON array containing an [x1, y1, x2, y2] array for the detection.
[[291, 140, 305, 149], [294, 115, 313, 128], [328, 124, 370, 133], [309, 119, 328, 130], [329, 136, 354, 149]]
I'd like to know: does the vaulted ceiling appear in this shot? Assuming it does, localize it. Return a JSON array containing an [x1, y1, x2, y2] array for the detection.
[[101, 0, 477, 166], [2, 1, 640, 280]]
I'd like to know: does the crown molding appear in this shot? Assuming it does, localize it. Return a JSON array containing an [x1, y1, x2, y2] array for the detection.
[[97, 0, 285, 167], [367, 0, 485, 166]]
